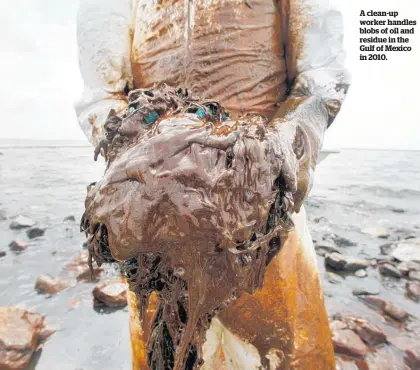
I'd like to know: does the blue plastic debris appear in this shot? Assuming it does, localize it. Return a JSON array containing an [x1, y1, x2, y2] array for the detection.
[[196, 108, 206, 118], [129, 106, 135, 113], [143, 111, 159, 125]]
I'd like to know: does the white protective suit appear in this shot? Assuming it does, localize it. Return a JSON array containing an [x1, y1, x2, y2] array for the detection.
[[75, 0, 350, 368]]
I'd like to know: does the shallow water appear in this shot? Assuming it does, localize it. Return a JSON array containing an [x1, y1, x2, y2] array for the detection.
[[0, 141, 131, 370], [307, 149, 420, 354], [0, 141, 419, 369]]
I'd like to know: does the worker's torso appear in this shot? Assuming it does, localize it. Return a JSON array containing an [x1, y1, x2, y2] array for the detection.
[[131, 0, 287, 121]]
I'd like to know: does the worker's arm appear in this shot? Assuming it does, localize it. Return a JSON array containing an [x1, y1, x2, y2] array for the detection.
[[274, 0, 351, 212], [74, 0, 134, 146]]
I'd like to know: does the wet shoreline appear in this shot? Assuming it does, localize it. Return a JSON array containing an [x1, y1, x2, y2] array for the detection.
[[1, 145, 419, 369]]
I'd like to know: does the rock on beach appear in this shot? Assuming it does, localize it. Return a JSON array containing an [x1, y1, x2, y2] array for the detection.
[[353, 321, 387, 346], [391, 238, 420, 263], [0, 307, 53, 370], [332, 329, 368, 358], [361, 296, 409, 322], [406, 281, 420, 301], [26, 227, 45, 239], [92, 281, 127, 308], [9, 216, 35, 230], [63, 215, 76, 222], [8, 239, 27, 252], [35, 274, 70, 295], [325, 253, 369, 272], [379, 263, 402, 278]]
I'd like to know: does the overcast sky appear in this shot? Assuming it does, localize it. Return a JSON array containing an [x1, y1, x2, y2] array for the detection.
[[0, 0, 419, 150]]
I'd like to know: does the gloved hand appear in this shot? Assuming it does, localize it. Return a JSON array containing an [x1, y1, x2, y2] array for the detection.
[[271, 95, 330, 214], [270, 119, 310, 214]]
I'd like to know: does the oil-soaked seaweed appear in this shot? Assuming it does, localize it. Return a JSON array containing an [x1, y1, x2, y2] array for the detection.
[[81, 84, 294, 369]]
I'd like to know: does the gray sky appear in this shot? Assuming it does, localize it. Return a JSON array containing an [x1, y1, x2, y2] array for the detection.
[[0, 0, 419, 150]]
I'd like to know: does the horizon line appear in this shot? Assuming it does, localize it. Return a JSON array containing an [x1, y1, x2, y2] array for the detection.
[[0, 138, 418, 152]]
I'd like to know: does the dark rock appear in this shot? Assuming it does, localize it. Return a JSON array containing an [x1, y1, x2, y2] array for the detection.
[[331, 313, 344, 321], [0, 250, 6, 258], [82, 241, 88, 249], [26, 227, 45, 239], [313, 216, 329, 223], [9, 216, 35, 230], [332, 329, 368, 358], [0, 307, 52, 370], [352, 288, 379, 296], [63, 215, 76, 222], [391, 238, 420, 263], [326, 272, 344, 284], [35, 274, 70, 295], [325, 253, 369, 272], [92, 281, 127, 308], [405, 346, 420, 369], [379, 263, 402, 278], [379, 243, 394, 255], [8, 239, 28, 252], [390, 207, 405, 214], [354, 321, 387, 346], [408, 271, 420, 282], [406, 281, 420, 301], [329, 234, 356, 247], [325, 253, 346, 270], [0, 209, 6, 221]]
